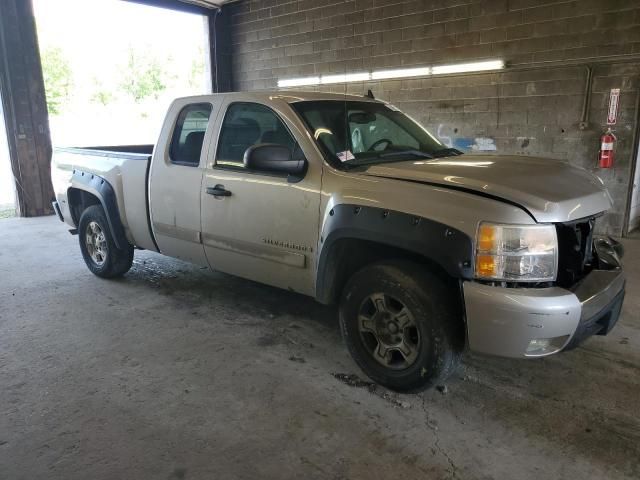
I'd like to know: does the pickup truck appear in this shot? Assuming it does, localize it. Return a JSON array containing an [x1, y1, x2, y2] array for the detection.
[[51, 91, 625, 392]]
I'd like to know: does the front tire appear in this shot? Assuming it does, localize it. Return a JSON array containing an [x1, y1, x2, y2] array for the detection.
[[339, 261, 463, 392], [78, 205, 133, 278]]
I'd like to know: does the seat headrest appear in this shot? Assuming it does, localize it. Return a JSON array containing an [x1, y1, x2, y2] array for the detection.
[[183, 131, 206, 163]]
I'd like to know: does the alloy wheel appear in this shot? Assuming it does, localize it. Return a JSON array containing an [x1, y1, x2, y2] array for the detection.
[[357, 292, 421, 370], [85, 221, 107, 267]]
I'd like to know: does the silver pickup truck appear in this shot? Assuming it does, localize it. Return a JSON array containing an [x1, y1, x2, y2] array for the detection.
[[51, 91, 625, 392]]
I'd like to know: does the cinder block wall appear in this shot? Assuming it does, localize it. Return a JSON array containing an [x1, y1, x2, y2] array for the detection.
[[227, 0, 640, 235]]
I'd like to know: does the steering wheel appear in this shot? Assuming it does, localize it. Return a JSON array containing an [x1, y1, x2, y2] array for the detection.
[[368, 138, 393, 152]]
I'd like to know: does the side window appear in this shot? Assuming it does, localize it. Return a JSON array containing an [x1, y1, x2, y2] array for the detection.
[[215, 102, 296, 169], [169, 103, 212, 166]]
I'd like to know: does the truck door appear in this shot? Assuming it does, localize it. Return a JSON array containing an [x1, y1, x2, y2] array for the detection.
[[149, 100, 219, 266], [200, 100, 321, 295]]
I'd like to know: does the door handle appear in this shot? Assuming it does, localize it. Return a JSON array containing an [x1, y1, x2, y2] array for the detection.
[[206, 185, 232, 197]]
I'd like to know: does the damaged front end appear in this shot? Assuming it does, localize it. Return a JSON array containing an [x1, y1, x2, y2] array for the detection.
[[462, 222, 625, 359], [562, 235, 625, 350]]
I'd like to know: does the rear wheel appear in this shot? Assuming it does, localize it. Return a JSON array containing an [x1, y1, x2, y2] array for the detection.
[[339, 260, 463, 392], [78, 205, 133, 278]]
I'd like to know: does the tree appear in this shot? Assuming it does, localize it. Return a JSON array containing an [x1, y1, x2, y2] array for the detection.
[[90, 89, 114, 106], [41, 47, 72, 115], [90, 78, 115, 106], [119, 48, 167, 103]]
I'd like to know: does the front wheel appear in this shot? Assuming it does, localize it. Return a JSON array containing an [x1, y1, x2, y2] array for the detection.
[[339, 261, 463, 392], [78, 205, 133, 278]]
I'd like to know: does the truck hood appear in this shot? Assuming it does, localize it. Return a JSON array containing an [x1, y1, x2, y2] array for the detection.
[[362, 154, 612, 223]]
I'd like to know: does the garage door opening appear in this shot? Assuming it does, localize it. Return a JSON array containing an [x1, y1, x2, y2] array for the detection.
[[0, 91, 16, 218], [32, 0, 211, 147]]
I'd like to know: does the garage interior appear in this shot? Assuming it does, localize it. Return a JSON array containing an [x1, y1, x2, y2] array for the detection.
[[1, 0, 639, 478]]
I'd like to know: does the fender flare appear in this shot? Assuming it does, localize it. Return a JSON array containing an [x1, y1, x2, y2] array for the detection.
[[315, 204, 474, 304], [69, 169, 128, 250]]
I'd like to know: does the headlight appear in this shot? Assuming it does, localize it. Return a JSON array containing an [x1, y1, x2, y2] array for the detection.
[[475, 222, 558, 282]]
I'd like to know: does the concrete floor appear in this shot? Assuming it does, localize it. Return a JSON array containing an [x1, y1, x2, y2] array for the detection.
[[1, 216, 639, 480]]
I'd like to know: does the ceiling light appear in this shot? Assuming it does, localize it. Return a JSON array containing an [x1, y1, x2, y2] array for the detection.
[[431, 60, 504, 75], [277, 59, 505, 88], [371, 67, 431, 80]]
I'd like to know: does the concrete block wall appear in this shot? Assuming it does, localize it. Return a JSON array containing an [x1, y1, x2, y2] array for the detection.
[[227, 0, 640, 235]]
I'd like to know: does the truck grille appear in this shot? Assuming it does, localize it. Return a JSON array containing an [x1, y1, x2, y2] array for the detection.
[[555, 217, 596, 288]]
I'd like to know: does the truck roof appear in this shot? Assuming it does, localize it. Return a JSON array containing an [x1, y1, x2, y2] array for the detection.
[[174, 91, 382, 104]]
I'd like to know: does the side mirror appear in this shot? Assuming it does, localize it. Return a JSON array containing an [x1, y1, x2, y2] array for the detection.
[[243, 144, 308, 182]]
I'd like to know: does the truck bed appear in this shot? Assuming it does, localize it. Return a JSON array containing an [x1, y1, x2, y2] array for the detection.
[[52, 145, 157, 251]]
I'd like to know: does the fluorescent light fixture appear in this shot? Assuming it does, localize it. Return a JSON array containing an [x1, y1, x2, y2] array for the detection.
[[432, 60, 504, 75], [277, 76, 320, 87], [277, 59, 504, 87], [321, 72, 370, 84], [371, 67, 431, 80]]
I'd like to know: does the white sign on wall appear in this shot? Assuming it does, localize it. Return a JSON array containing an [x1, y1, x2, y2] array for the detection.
[[607, 88, 620, 125]]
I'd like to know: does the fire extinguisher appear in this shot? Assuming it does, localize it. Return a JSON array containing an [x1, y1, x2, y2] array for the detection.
[[599, 128, 616, 168]]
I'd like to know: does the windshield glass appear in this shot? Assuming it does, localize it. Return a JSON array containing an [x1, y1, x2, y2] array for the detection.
[[291, 100, 460, 168]]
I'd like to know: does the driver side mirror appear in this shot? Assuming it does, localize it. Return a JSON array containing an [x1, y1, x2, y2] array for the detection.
[[243, 144, 308, 182]]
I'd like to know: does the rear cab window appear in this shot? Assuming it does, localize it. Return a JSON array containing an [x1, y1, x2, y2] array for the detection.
[[215, 102, 296, 169], [170, 103, 212, 166]]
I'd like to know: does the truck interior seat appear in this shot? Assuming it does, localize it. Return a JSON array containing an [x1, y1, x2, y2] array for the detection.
[[260, 129, 292, 146], [183, 131, 206, 164], [218, 118, 260, 160]]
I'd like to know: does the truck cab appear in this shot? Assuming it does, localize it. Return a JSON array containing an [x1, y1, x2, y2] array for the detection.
[[51, 91, 625, 392]]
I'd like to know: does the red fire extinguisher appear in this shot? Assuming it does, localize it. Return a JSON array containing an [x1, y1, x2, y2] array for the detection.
[[599, 128, 616, 168]]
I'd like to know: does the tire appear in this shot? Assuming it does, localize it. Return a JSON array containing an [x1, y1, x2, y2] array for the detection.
[[339, 260, 464, 392], [78, 205, 134, 278]]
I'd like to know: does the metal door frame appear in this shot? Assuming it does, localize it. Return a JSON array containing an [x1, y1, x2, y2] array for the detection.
[[623, 88, 640, 235]]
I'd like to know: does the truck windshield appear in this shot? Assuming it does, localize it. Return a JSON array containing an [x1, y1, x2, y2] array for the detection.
[[291, 100, 462, 168]]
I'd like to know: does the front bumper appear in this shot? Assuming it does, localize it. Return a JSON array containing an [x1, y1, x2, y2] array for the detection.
[[463, 269, 625, 358]]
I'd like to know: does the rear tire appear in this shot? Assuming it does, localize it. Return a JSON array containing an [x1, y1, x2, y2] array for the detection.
[[339, 260, 463, 392], [78, 205, 133, 278]]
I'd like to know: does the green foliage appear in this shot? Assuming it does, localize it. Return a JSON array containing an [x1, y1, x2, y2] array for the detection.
[[91, 90, 113, 106], [0, 206, 16, 219], [119, 48, 167, 103], [90, 78, 114, 106], [41, 47, 72, 115]]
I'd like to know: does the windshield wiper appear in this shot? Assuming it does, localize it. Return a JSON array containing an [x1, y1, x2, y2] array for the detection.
[[432, 147, 464, 158], [379, 149, 434, 159]]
